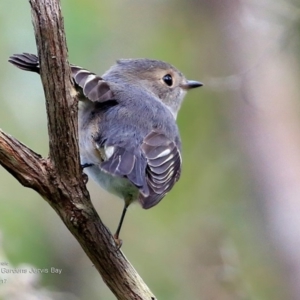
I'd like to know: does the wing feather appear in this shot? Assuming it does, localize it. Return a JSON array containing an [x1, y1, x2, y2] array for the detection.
[[97, 131, 181, 208], [139, 131, 182, 209], [71, 68, 114, 102], [100, 144, 148, 193], [9, 53, 114, 103]]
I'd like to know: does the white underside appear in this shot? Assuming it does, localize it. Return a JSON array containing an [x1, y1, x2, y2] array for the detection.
[[83, 165, 139, 201]]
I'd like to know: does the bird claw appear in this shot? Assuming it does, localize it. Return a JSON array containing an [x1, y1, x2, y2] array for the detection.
[[113, 234, 123, 250], [81, 163, 93, 184], [82, 173, 89, 184]]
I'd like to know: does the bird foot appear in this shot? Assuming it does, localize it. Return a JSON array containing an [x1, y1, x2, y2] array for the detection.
[[81, 163, 93, 184], [82, 173, 89, 184], [113, 234, 123, 250]]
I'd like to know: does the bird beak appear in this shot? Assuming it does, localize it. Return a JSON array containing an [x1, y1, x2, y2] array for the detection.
[[181, 80, 203, 90]]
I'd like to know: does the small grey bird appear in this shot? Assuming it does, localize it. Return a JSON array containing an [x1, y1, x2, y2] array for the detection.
[[9, 53, 202, 247]]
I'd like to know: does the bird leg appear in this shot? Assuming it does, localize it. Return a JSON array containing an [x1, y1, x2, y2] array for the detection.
[[81, 163, 94, 169], [114, 202, 129, 249]]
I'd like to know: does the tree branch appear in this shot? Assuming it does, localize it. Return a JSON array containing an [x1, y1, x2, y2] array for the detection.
[[0, 0, 156, 299], [30, 0, 81, 178], [0, 130, 47, 192]]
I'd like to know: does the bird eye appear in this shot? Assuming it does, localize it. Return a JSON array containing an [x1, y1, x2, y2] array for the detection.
[[162, 74, 173, 87]]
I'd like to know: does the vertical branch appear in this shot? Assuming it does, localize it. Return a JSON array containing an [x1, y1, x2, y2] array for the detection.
[[29, 0, 81, 179]]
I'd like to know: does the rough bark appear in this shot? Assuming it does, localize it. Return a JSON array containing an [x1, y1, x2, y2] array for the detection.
[[0, 0, 156, 299]]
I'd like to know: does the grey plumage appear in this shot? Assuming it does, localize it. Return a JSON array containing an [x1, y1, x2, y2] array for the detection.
[[9, 53, 202, 244]]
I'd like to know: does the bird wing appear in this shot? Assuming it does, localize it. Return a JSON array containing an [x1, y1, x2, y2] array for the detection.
[[139, 131, 182, 209], [71, 66, 114, 102], [99, 141, 149, 196], [9, 53, 114, 103], [98, 131, 181, 209]]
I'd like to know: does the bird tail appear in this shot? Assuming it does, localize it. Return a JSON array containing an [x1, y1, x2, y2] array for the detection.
[[9, 52, 114, 103], [8, 53, 40, 73]]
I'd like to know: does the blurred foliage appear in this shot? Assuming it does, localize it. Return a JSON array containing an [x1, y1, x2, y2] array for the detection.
[[0, 0, 291, 299]]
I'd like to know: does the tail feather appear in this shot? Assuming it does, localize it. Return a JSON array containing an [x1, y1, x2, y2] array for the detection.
[[8, 53, 40, 73], [8, 53, 114, 103]]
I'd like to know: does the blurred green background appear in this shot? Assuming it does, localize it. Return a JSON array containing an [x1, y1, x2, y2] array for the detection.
[[1, 0, 299, 299]]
